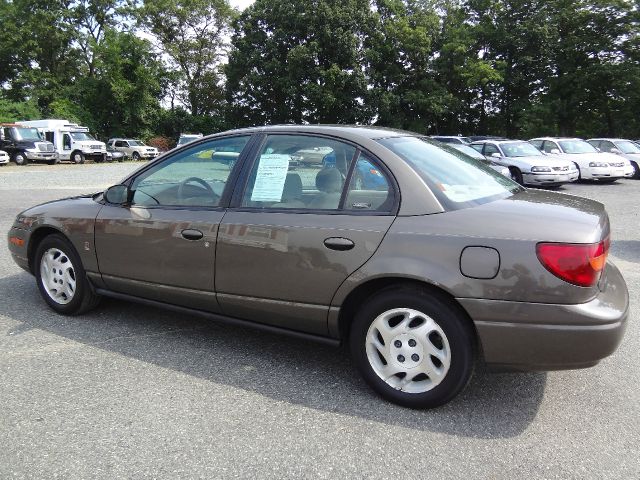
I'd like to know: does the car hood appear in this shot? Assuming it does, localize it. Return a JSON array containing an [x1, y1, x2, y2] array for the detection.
[[18, 194, 101, 220], [420, 189, 608, 244]]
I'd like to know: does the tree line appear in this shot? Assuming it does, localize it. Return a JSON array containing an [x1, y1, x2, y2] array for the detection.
[[1, 0, 638, 143]]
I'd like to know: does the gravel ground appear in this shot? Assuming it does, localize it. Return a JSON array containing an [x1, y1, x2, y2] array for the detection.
[[0, 162, 638, 479]]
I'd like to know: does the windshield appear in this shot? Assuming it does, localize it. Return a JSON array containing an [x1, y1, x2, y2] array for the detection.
[[500, 141, 543, 157], [13, 127, 41, 141], [379, 137, 521, 210], [450, 144, 486, 160], [558, 140, 598, 154], [617, 141, 640, 154], [129, 139, 144, 146], [70, 132, 96, 141]]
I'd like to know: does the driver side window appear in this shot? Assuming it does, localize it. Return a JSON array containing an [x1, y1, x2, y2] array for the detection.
[[130, 136, 250, 207]]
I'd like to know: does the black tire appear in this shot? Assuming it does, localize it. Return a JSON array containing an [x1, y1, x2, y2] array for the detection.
[[510, 167, 524, 185], [573, 163, 582, 181], [34, 233, 100, 315], [631, 161, 640, 180], [71, 151, 85, 164], [13, 152, 28, 166], [349, 285, 475, 409], [132, 151, 140, 161]]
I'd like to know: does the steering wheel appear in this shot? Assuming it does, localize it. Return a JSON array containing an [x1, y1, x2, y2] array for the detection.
[[177, 177, 218, 203]]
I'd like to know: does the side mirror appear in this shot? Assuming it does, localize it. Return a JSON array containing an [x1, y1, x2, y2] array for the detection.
[[610, 148, 620, 154], [491, 152, 501, 158], [104, 184, 129, 205], [549, 148, 560, 154]]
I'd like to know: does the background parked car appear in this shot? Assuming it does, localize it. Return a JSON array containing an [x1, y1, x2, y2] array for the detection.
[[587, 138, 640, 179], [429, 136, 472, 145], [445, 143, 513, 179], [105, 146, 125, 163], [530, 137, 626, 182], [107, 138, 159, 161], [471, 139, 578, 186], [177, 133, 203, 147], [0, 149, 9, 165]]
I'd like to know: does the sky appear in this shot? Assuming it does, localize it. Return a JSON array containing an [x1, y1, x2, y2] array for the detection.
[[230, 0, 255, 10]]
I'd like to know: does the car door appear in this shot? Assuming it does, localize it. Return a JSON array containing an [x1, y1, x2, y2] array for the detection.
[[94, 135, 254, 312], [215, 134, 398, 336]]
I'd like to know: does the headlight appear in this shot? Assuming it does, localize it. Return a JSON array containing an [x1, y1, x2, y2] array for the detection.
[[531, 166, 552, 172], [589, 162, 608, 168]]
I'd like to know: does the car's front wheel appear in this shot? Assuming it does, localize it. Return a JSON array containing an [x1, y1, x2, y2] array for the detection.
[[132, 151, 140, 161], [349, 286, 475, 408], [34, 234, 100, 315]]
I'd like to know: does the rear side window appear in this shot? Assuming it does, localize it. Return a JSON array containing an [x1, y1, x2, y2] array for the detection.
[[378, 137, 521, 210], [344, 154, 395, 212]]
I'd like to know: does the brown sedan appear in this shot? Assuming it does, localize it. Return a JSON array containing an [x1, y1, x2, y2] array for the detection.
[[7, 126, 629, 408]]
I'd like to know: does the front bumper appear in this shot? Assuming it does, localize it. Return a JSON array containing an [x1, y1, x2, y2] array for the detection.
[[458, 261, 629, 370], [142, 151, 159, 159], [25, 151, 57, 161], [523, 170, 579, 185], [623, 165, 635, 177], [587, 166, 624, 179]]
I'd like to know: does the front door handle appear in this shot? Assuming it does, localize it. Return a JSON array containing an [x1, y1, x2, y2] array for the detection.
[[181, 229, 203, 241], [324, 237, 354, 251]]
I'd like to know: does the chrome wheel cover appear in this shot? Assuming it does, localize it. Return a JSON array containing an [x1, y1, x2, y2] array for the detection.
[[39, 248, 76, 305], [365, 308, 451, 394]]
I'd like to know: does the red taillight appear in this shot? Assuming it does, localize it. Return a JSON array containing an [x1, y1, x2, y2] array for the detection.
[[536, 237, 610, 287]]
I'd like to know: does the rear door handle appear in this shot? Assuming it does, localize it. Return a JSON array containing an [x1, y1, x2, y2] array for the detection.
[[181, 229, 203, 241], [324, 237, 354, 251]]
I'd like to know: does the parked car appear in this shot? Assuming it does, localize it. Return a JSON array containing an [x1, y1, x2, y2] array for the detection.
[[446, 143, 513, 179], [0, 149, 9, 165], [587, 138, 639, 179], [177, 133, 203, 147], [429, 136, 472, 145], [8, 126, 628, 409], [107, 138, 159, 161], [530, 137, 626, 182], [471, 140, 578, 186], [105, 148, 125, 163], [0, 124, 57, 165]]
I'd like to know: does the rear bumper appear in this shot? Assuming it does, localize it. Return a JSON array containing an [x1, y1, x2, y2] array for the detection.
[[458, 261, 629, 370]]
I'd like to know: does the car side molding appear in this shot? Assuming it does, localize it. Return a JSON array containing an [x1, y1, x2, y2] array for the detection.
[[94, 288, 341, 347]]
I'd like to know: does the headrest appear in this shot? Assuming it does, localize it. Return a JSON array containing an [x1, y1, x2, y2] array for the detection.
[[315, 168, 343, 193], [281, 173, 303, 200]]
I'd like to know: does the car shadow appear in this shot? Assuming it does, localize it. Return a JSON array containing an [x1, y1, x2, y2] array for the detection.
[[0, 272, 547, 439]]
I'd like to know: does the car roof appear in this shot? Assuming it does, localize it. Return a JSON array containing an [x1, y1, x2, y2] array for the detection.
[[530, 137, 583, 141], [212, 125, 418, 141], [588, 138, 630, 142], [471, 139, 523, 145]]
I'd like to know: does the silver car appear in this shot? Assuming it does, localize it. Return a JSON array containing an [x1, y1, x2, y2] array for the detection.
[[446, 143, 512, 179], [471, 140, 578, 186], [587, 138, 639, 179]]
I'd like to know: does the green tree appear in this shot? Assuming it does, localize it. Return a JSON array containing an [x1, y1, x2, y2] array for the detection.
[[137, 0, 234, 116], [226, 0, 374, 126]]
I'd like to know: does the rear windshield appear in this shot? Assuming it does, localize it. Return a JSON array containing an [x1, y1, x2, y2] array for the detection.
[[378, 137, 522, 210]]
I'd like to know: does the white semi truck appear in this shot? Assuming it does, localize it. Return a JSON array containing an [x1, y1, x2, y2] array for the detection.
[[18, 119, 107, 164]]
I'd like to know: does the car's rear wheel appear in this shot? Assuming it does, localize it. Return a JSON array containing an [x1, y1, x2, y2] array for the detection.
[[349, 286, 475, 408], [34, 234, 100, 315], [573, 163, 582, 181], [631, 161, 640, 179]]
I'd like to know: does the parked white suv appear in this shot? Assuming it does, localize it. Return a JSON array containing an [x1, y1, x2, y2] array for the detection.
[[107, 138, 159, 160], [530, 137, 626, 182], [471, 140, 578, 186]]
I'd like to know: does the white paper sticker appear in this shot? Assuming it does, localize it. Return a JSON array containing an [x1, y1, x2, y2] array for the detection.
[[250, 154, 290, 202]]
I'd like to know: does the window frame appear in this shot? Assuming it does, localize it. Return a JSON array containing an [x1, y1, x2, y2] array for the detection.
[[119, 133, 258, 211], [228, 132, 400, 216]]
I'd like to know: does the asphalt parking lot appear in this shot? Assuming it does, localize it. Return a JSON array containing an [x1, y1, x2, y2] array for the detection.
[[1, 162, 638, 478]]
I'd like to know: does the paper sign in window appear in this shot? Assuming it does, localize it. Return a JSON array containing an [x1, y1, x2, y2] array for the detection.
[[250, 154, 290, 202]]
